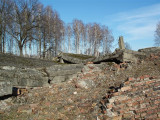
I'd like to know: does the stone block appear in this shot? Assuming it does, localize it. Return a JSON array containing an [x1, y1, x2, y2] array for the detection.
[[0, 80, 12, 96], [50, 76, 66, 84]]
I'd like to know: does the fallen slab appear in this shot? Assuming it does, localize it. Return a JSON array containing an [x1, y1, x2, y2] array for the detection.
[[58, 49, 147, 64], [58, 53, 95, 64], [0, 80, 12, 97]]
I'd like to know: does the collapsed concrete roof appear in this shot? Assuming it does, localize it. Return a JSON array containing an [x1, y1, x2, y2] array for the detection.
[[58, 48, 153, 64]]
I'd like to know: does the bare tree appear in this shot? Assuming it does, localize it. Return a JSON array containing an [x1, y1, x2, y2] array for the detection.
[[0, 0, 115, 58], [6, 0, 39, 56], [91, 23, 103, 56], [155, 22, 160, 46], [125, 42, 132, 50], [52, 11, 64, 56], [66, 23, 72, 53], [0, 0, 13, 53], [102, 25, 114, 55], [85, 23, 93, 55], [72, 19, 84, 54]]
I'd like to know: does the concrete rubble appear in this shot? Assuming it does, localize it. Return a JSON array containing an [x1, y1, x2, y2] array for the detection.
[[58, 47, 160, 64], [0, 46, 160, 119]]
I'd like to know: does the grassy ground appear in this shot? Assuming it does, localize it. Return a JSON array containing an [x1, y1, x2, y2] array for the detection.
[[0, 53, 58, 68]]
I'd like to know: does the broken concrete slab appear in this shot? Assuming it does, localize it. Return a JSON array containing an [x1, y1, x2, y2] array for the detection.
[[58, 49, 147, 64], [0, 80, 12, 96], [93, 49, 146, 63], [48, 69, 81, 77], [138, 47, 160, 55], [46, 64, 84, 71], [0, 67, 49, 88], [50, 76, 66, 84], [58, 53, 95, 64]]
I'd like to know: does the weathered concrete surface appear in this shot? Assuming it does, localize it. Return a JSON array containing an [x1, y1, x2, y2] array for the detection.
[[0, 79, 12, 96], [58, 49, 147, 64], [0, 64, 84, 96], [138, 47, 160, 55], [93, 49, 146, 63], [119, 36, 125, 49], [46, 64, 84, 84], [58, 53, 95, 64], [0, 67, 49, 88]]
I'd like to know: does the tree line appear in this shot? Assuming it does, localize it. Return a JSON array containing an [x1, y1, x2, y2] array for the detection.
[[0, 0, 114, 58]]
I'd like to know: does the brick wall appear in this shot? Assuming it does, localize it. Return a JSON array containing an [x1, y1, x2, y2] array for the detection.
[[101, 76, 160, 119]]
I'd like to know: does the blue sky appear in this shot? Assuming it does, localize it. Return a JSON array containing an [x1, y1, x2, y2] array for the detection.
[[39, 0, 160, 51]]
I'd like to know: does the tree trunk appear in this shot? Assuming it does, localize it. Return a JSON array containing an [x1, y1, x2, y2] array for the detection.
[[2, 32, 5, 53], [39, 37, 41, 58], [19, 45, 23, 56], [43, 38, 46, 59], [54, 38, 57, 57], [0, 25, 2, 53], [19, 42, 23, 56], [0, 35, 2, 53]]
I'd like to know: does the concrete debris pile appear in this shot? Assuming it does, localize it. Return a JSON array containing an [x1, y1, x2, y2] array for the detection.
[[58, 47, 160, 64], [0, 46, 160, 119], [0, 64, 85, 97]]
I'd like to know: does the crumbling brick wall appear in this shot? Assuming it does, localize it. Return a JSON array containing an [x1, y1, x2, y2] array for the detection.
[[101, 76, 160, 119]]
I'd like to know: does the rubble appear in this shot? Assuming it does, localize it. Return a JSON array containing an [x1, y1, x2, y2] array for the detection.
[[100, 76, 160, 119], [0, 47, 160, 119], [0, 80, 12, 96], [58, 49, 147, 64]]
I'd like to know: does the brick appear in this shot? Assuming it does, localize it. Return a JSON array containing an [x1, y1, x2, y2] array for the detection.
[[146, 80, 155, 84], [154, 82, 160, 87], [116, 95, 129, 101], [121, 86, 131, 92], [157, 108, 160, 112], [112, 115, 122, 120], [155, 100, 160, 104], [143, 75, 150, 78], [140, 76, 145, 80], [131, 88, 137, 92], [140, 112, 147, 117], [132, 97, 140, 101], [134, 114, 141, 118], [132, 101, 139, 106], [118, 110, 125, 114], [124, 81, 131, 86], [135, 108, 148, 114], [107, 104, 113, 109], [133, 82, 144, 87], [122, 113, 133, 119], [147, 109, 157, 114], [113, 92, 120, 96], [146, 114, 158, 119], [128, 77, 134, 81], [117, 104, 126, 109], [140, 103, 149, 108], [121, 99, 132, 104]]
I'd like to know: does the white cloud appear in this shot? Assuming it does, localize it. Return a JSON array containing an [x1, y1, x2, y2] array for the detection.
[[107, 3, 160, 50], [115, 3, 160, 22]]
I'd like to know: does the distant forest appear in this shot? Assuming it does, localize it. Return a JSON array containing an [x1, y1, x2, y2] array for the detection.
[[0, 0, 114, 59]]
